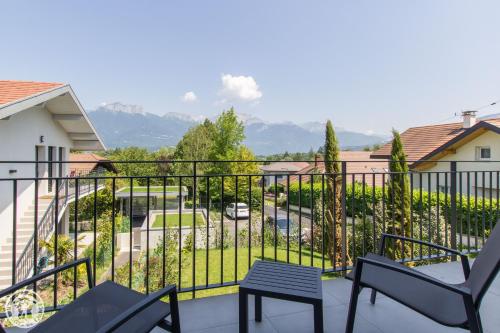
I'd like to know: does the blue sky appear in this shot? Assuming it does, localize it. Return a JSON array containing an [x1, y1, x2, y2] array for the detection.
[[2, 1, 500, 135]]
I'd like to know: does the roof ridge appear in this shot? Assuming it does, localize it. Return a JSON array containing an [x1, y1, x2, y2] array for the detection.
[[482, 116, 500, 122], [0, 80, 64, 85], [406, 120, 462, 130], [405, 116, 500, 131]]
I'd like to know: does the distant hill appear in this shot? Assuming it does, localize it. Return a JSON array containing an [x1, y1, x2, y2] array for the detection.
[[88, 102, 388, 155]]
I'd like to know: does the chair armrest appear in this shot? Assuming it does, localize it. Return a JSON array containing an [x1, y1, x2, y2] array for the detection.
[[95, 284, 178, 333], [380, 233, 471, 278], [356, 256, 471, 296], [0, 258, 92, 298]]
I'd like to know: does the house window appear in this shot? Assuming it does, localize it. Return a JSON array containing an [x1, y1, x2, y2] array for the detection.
[[476, 146, 491, 160]]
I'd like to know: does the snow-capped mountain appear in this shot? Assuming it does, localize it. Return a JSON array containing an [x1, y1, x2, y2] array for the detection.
[[87, 103, 387, 154], [98, 102, 147, 115]]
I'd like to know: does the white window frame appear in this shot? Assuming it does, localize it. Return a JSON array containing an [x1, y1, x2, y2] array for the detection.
[[476, 146, 491, 161]]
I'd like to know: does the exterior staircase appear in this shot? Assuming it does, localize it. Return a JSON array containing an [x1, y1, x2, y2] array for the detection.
[[0, 198, 53, 289], [0, 178, 104, 289]]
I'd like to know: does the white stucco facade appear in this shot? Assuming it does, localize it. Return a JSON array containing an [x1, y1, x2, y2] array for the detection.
[[0, 105, 75, 245], [0, 82, 105, 250]]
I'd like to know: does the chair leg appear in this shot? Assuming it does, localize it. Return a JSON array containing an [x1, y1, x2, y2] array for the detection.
[[345, 280, 361, 333], [464, 297, 482, 333], [169, 289, 181, 333], [370, 289, 377, 305], [477, 313, 484, 333], [313, 300, 324, 333], [255, 295, 262, 322], [239, 291, 248, 333]]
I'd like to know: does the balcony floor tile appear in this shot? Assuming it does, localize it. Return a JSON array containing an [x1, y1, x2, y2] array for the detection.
[[6, 260, 500, 333]]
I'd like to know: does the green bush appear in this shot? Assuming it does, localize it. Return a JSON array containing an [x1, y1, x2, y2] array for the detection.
[[115, 229, 179, 292], [348, 203, 449, 261], [267, 183, 285, 195], [208, 187, 262, 210], [288, 182, 498, 236], [69, 187, 114, 222]]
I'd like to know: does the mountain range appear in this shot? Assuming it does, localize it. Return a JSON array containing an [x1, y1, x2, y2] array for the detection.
[[87, 102, 388, 155]]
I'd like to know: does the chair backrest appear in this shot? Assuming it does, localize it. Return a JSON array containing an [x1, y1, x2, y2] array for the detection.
[[465, 222, 500, 306]]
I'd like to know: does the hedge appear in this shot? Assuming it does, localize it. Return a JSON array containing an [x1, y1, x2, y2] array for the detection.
[[288, 182, 498, 234]]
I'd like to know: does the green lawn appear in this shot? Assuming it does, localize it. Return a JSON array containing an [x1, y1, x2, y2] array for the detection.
[[152, 213, 206, 228], [176, 246, 337, 300], [117, 186, 186, 193]]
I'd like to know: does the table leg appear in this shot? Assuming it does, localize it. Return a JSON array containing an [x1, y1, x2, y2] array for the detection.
[[313, 300, 324, 333], [255, 295, 262, 322], [239, 291, 248, 333]]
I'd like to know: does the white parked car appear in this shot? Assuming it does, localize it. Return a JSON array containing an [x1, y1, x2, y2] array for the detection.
[[226, 203, 249, 219]]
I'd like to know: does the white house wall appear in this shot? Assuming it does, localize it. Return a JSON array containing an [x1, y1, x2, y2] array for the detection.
[[0, 105, 73, 245], [412, 130, 500, 197]]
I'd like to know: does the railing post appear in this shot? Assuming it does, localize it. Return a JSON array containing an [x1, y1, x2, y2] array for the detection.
[[450, 161, 457, 261], [192, 161, 197, 298], [12, 180, 17, 285], [341, 161, 347, 275]]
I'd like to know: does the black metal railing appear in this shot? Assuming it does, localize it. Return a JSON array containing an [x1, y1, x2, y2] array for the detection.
[[14, 179, 68, 282], [0, 159, 499, 313], [12, 176, 106, 284]]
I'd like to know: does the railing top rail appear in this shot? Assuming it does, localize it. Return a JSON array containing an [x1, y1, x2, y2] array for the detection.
[[1, 159, 500, 164], [2, 169, 499, 182]]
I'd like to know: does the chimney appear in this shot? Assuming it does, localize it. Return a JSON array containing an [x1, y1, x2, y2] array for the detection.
[[462, 111, 477, 129], [314, 154, 322, 167]]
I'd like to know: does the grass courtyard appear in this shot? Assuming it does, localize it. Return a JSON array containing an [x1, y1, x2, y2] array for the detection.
[[117, 185, 186, 193], [152, 212, 206, 228], [134, 246, 334, 300]]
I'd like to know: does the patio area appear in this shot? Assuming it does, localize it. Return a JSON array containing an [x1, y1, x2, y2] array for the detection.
[[165, 260, 499, 333]]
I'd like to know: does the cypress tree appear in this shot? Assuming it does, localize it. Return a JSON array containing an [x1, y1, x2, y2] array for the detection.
[[387, 129, 411, 259], [324, 120, 345, 265]]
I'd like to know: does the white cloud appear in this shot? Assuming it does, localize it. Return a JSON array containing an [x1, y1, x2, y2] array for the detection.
[[182, 91, 197, 103], [219, 74, 262, 102]]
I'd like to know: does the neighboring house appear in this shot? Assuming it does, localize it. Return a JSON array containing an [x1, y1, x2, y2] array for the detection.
[[289, 151, 389, 187], [371, 111, 500, 196], [260, 161, 310, 187], [0, 80, 105, 286], [69, 153, 117, 176]]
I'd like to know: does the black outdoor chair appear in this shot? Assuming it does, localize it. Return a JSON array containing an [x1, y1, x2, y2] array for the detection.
[[345, 223, 500, 333], [0, 258, 181, 333]]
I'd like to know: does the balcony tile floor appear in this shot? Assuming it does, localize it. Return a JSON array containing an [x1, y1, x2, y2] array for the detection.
[[170, 260, 499, 333], [6, 260, 499, 333]]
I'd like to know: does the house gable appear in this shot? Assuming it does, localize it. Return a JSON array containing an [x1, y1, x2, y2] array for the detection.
[[0, 81, 105, 151]]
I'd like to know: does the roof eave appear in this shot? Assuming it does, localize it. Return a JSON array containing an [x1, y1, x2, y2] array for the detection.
[[0, 84, 106, 151], [0, 84, 69, 119]]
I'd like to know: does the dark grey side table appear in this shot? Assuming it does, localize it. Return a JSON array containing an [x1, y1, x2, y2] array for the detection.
[[239, 260, 323, 333]]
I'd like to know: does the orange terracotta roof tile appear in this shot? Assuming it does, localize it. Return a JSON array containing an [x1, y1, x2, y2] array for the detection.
[[484, 118, 500, 127], [260, 161, 310, 172], [69, 153, 117, 175], [371, 122, 467, 162], [286, 151, 388, 187], [0, 80, 64, 106], [371, 118, 500, 164]]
